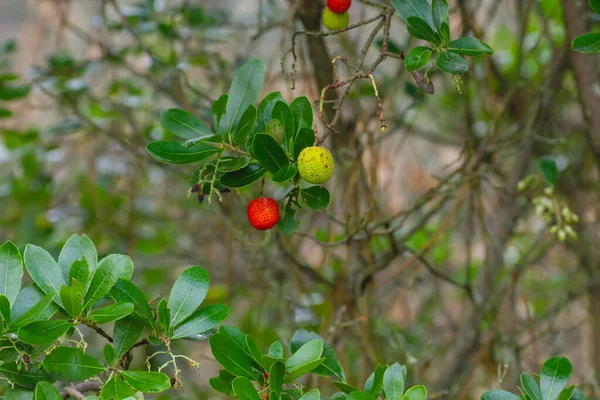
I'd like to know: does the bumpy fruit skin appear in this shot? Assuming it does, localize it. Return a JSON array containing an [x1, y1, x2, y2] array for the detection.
[[327, 0, 351, 13], [247, 198, 280, 230], [297, 146, 335, 184], [322, 8, 349, 31]]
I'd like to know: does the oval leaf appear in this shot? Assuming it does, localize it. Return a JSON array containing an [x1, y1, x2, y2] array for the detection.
[[405, 47, 433, 72], [481, 390, 522, 400], [436, 52, 469, 74], [290, 97, 313, 135], [291, 330, 345, 380], [223, 59, 265, 134], [272, 164, 298, 183], [168, 266, 210, 328], [172, 303, 229, 339], [58, 234, 96, 283], [113, 316, 144, 359], [0, 362, 52, 389], [160, 108, 214, 140], [0, 241, 23, 305], [10, 291, 56, 330], [146, 141, 220, 164], [541, 357, 572, 400], [100, 376, 135, 400], [42, 347, 106, 382], [252, 134, 289, 173], [84, 254, 133, 310], [406, 17, 441, 44], [109, 279, 154, 327], [271, 101, 295, 149], [383, 363, 405, 400], [448, 37, 494, 56], [121, 370, 171, 394], [34, 381, 62, 400], [234, 105, 258, 146], [209, 333, 262, 381], [220, 163, 266, 188], [300, 186, 331, 210], [232, 377, 261, 400], [432, 0, 449, 33], [18, 320, 71, 345], [403, 385, 427, 400], [572, 32, 600, 53], [87, 302, 134, 324], [391, 0, 434, 29], [60, 280, 84, 319], [24, 245, 66, 307], [293, 128, 315, 161]]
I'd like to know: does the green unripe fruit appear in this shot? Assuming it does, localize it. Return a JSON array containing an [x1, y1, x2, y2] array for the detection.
[[297, 146, 335, 184], [322, 8, 349, 31]]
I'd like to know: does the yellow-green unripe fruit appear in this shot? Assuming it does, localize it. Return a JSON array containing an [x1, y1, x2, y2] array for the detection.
[[322, 8, 349, 31], [297, 146, 335, 184]]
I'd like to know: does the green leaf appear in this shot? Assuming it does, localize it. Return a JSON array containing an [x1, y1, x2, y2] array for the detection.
[[271, 101, 295, 149], [18, 320, 71, 345], [436, 52, 468, 74], [572, 33, 600, 53], [252, 134, 290, 174], [113, 316, 144, 359], [293, 127, 315, 161], [10, 292, 56, 330], [160, 108, 215, 140], [5, 387, 34, 400], [285, 340, 324, 381], [334, 382, 360, 395], [213, 94, 228, 134], [383, 363, 405, 400], [235, 105, 258, 146], [301, 186, 331, 210], [158, 298, 171, 335], [255, 91, 284, 133], [277, 209, 300, 235], [590, 0, 600, 15], [291, 330, 345, 380], [58, 234, 97, 283], [24, 245, 66, 307], [246, 334, 264, 366], [60, 280, 84, 318], [440, 21, 450, 44], [269, 341, 284, 358], [121, 370, 171, 393], [68, 259, 90, 289], [84, 254, 133, 310], [448, 37, 494, 56], [172, 303, 229, 339], [405, 47, 433, 72], [267, 120, 285, 145], [0, 84, 30, 101], [538, 156, 558, 186], [209, 332, 262, 381], [224, 59, 265, 134], [480, 391, 522, 400], [42, 346, 106, 382], [350, 392, 376, 400], [221, 162, 266, 188], [0, 294, 10, 324], [33, 381, 62, 400], [521, 373, 542, 400], [168, 266, 210, 327], [431, 0, 449, 33], [365, 365, 386, 396], [146, 141, 220, 164], [541, 357, 572, 400], [391, 0, 434, 29], [87, 302, 134, 324], [406, 16, 441, 44], [299, 389, 321, 400], [232, 377, 262, 400], [262, 355, 286, 371], [556, 385, 576, 400], [273, 164, 298, 183], [403, 385, 427, 400], [0, 241, 23, 305], [0, 107, 13, 119], [0, 362, 53, 389], [290, 97, 313, 135], [109, 279, 154, 327], [100, 376, 136, 400], [219, 325, 260, 364], [210, 370, 236, 395], [269, 361, 285, 400], [103, 343, 116, 367], [219, 157, 251, 173]]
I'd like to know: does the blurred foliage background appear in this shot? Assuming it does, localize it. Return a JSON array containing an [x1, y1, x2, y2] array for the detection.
[[1, 0, 600, 399]]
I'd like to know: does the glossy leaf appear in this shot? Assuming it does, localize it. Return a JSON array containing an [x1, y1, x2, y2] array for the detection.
[[406, 17, 440, 44], [273, 164, 298, 183], [103, 343, 116, 367], [291, 330, 345, 380], [290, 96, 313, 135], [252, 133, 289, 173], [301, 186, 331, 210], [391, 0, 434, 29], [334, 381, 360, 395], [277, 209, 300, 234], [440, 21, 450, 43], [383, 363, 405, 400], [24, 245, 66, 307], [572, 33, 600, 53], [5, 387, 34, 400], [121, 370, 171, 393], [255, 91, 284, 133], [234, 105, 258, 146], [405, 47, 433, 72], [0, 362, 53, 389], [113, 316, 144, 359], [10, 292, 56, 330], [68, 259, 90, 289], [300, 389, 321, 400], [541, 357, 572, 400], [556, 385, 577, 400], [219, 156, 250, 173], [210, 370, 236, 395], [269, 361, 285, 400], [365, 364, 386, 396], [0, 84, 30, 101], [293, 127, 315, 161], [87, 302, 134, 324], [158, 298, 171, 335], [0, 241, 23, 305], [246, 334, 264, 366], [213, 94, 228, 133], [221, 162, 266, 188], [538, 156, 558, 186], [285, 340, 324, 381], [161, 108, 214, 140], [109, 279, 154, 326], [432, 0, 449, 33], [521, 373, 542, 400], [591, 0, 600, 15], [267, 120, 285, 144], [33, 381, 62, 400], [60, 279, 84, 318], [172, 303, 229, 339], [223, 59, 265, 134], [168, 266, 210, 327], [403, 385, 427, 400], [100, 376, 136, 399], [350, 392, 375, 400], [436, 52, 469, 74], [42, 347, 106, 382], [0, 294, 10, 324], [271, 101, 295, 149], [232, 377, 262, 400], [480, 391, 521, 400], [18, 320, 71, 345], [448, 37, 494, 56], [210, 332, 262, 380], [58, 234, 96, 282], [84, 254, 133, 310], [146, 141, 220, 164]]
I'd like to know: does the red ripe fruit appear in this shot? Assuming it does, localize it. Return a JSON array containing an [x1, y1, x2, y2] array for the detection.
[[327, 0, 351, 13], [247, 198, 280, 230]]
